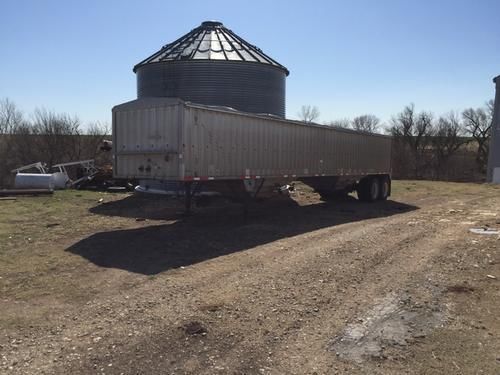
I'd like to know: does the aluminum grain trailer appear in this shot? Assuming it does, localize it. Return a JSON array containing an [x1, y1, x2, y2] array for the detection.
[[112, 97, 392, 210]]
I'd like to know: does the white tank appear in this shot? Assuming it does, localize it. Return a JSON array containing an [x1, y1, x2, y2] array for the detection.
[[14, 173, 69, 190], [51, 172, 69, 189]]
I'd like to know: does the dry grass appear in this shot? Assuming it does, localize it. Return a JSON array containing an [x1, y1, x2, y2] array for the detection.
[[0, 180, 499, 374], [0, 190, 132, 304], [1, 180, 497, 305]]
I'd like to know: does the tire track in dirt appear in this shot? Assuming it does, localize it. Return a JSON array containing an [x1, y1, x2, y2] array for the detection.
[[121, 193, 496, 374], [71, 202, 449, 373], [5, 191, 498, 374]]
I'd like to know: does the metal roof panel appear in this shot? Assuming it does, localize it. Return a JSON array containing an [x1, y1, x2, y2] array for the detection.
[[133, 21, 289, 75]]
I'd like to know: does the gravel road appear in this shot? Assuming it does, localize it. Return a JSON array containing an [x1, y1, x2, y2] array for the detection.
[[1, 181, 499, 374]]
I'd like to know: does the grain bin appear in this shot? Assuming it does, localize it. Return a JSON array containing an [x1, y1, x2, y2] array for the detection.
[[134, 21, 289, 117]]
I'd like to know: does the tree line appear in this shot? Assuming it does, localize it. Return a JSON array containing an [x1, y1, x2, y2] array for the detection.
[[0, 97, 494, 187], [298, 105, 382, 133], [298, 101, 494, 180], [0, 98, 109, 187]]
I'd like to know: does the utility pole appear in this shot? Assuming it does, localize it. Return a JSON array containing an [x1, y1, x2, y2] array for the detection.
[[487, 75, 500, 183]]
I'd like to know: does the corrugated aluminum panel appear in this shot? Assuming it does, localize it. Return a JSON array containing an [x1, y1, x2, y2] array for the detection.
[[113, 98, 183, 179], [487, 75, 500, 182], [113, 98, 392, 181], [136, 61, 286, 117], [134, 21, 288, 118], [133, 21, 289, 74]]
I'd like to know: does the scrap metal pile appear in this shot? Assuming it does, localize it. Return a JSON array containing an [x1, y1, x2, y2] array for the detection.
[[12, 159, 99, 190]]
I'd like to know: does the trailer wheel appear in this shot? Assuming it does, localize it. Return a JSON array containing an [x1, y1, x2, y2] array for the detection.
[[378, 176, 390, 201], [357, 177, 379, 202]]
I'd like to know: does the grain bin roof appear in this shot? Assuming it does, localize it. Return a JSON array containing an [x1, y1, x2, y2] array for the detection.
[[133, 21, 289, 76]]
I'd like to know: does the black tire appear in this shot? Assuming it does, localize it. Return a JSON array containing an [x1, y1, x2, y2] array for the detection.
[[357, 177, 379, 202], [378, 176, 390, 201]]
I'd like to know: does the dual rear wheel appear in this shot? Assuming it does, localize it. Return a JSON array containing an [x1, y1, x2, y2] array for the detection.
[[357, 175, 390, 202]]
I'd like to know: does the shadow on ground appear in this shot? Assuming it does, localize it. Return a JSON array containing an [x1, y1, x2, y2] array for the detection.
[[89, 193, 186, 220], [68, 196, 417, 275]]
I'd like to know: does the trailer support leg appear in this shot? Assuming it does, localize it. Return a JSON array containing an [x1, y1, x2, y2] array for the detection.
[[242, 178, 265, 217], [254, 178, 265, 200]]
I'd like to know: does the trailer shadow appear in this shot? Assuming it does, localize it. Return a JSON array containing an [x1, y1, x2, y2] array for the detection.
[[68, 197, 418, 275], [88, 193, 184, 220]]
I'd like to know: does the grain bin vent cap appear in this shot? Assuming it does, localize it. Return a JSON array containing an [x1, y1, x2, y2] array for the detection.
[[133, 20, 289, 76]]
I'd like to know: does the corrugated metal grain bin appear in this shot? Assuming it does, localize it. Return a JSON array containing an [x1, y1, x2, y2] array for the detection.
[[112, 98, 392, 184], [134, 21, 289, 117]]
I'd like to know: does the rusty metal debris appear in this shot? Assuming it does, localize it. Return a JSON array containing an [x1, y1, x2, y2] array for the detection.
[[11, 159, 98, 190]]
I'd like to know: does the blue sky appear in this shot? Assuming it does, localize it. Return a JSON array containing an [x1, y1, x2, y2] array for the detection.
[[1, 0, 499, 127]]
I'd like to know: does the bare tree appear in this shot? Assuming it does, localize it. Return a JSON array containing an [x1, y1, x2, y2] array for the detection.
[[0, 97, 113, 187], [0, 98, 24, 134], [352, 114, 380, 133], [31, 108, 82, 167], [486, 99, 494, 115], [81, 122, 110, 163], [325, 118, 351, 128], [432, 112, 466, 178], [7, 119, 38, 166], [389, 104, 435, 178], [462, 101, 493, 173], [298, 105, 320, 123], [0, 99, 27, 186]]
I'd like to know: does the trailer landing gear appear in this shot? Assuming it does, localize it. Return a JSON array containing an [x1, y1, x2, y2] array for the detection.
[[183, 182, 201, 214]]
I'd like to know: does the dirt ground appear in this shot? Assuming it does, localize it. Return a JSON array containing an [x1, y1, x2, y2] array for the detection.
[[1, 180, 499, 374]]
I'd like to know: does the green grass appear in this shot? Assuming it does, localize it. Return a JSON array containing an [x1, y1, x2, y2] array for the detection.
[[0, 190, 134, 306], [0, 190, 106, 254]]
